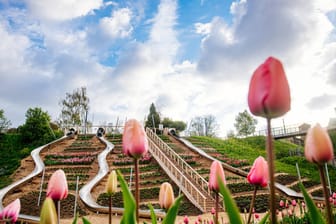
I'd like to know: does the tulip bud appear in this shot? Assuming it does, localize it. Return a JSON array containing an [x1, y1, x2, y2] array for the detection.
[[211, 207, 215, 215], [304, 123, 334, 164], [247, 156, 268, 187], [40, 197, 58, 224], [159, 182, 175, 210], [106, 170, 118, 195], [0, 199, 20, 223], [47, 169, 68, 201], [122, 119, 149, 159], [279, 200, 284, 208], [248, 57, 291, 119], [208, 160, 226, 192], [183, 216, 189, 224], [291, 199, 297, 207]]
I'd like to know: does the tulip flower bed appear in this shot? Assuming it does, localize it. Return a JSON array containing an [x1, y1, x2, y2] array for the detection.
[[97, 185, 202, 216], [44, 154, 96, 166], [227, 182, 257, 194], [234, 194, 273, 213], [275, 174, 298, 185], [19, 191, 87, 218], [290, 180, 321, 192]]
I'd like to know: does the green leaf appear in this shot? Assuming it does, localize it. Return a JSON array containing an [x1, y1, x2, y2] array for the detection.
[[298, 182, 325, 224], [162, 195, 183, 224], [117, 170, 137, 224], [81, 217, 91, 224], [148, 204, 158, 224], [218, 177, 243, 224], [258, 212, 269, 224], [71, 213, 78, 224]]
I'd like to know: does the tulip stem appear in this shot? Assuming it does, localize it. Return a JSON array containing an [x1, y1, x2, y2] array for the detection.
[[318, 165, 333, 224], [57, 200, 60, 224], [247, 186, 258, 224], [109, 195, 112, 224], [266, 118, 276, 224], [215, 192, 219, 224], [134, 158, 140, 223]]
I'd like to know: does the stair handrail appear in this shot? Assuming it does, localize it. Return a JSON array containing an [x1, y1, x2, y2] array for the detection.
[[147, 137, 207, 212], [146, 128, 211, 195]]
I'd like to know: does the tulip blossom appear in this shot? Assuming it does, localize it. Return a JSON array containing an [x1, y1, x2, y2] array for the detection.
[[208, 160, 226, 192], [0, 199, 20, 223], [248, 56, 290, 119], [247, 156, 269, 187], [40, 197, 57, 224], [47, 169, 68, 201], [122, 119, 148, 159], [106, 170, 118, 195], [291, 199, 296, 207], [304, 123, 334, 164], [159, 182, 175, 210]]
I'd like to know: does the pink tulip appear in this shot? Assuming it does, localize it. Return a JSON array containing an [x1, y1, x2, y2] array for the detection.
[[0, 199, 20, 223], [208, 160, 226, 192], [183, 215, 189, 224], [47, 169, 68, 200], [333, 192, 336, 199], [291, 199, 297, 207], [279, 200, 285, 208], [122, 119, 148, 159], [211, 207, 215, 215], [248, 56, 291, 119], [247, 156, 268, 187], [304, 123, 334, 164], [197, 215, 202, 221]]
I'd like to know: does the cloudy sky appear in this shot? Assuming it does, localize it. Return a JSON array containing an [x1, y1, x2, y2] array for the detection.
[[0, 0, 335, 137]]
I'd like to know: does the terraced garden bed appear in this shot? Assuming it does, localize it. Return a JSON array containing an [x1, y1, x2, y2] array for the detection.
[[290, 180, 321, 192], [275, 174, 298, 185], [20, 191, 87, 218]]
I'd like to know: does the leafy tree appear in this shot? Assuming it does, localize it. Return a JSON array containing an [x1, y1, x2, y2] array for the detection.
[[234, 109, 258, 137], [0, 109, 11, 132], [161, 117, 187, 132], [19, 107, 54, 146], [58, 87, 90, 128], [145, 103, 161, 130], [189, 115, 219, 137], [226, 130, 236, 139]]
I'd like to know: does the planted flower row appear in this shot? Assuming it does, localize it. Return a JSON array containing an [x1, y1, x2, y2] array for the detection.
[[45, 156, 96, 166]]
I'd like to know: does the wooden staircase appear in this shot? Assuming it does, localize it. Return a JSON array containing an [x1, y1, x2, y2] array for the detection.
[[146, 128, 219, 212]]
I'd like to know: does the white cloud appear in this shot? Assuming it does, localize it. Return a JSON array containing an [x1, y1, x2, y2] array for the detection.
[[0, 22, 30, 76], [194, 22, 211, 35], [197, 0, 334, 79], [99, 8, 133, 39], [25, 0, 103, 21]]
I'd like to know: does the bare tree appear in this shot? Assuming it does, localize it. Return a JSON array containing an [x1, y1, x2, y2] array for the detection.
[[58, 87, 90, 128], [189, 115, 219, 137]]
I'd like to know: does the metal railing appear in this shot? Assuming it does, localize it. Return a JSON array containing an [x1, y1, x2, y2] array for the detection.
[[147, 137, 207, 212]]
